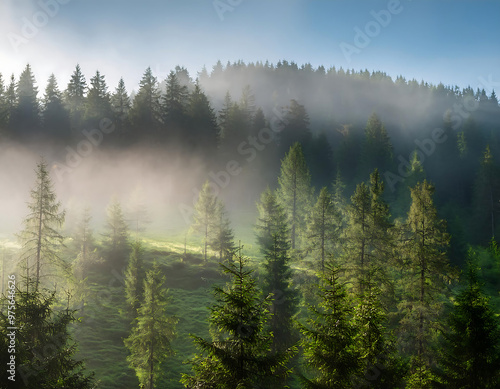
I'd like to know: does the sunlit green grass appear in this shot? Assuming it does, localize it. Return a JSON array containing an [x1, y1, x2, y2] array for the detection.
[[71, 239, 230, 389], [71, 276, 138, 389]]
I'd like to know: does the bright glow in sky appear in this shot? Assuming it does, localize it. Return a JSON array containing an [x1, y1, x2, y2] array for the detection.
[[1, 0, 499, 93]]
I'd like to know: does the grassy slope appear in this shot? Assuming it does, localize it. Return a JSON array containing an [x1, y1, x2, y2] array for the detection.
[[73, 230, 238, 389]]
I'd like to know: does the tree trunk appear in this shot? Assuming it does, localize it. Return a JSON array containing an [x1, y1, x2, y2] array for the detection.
[[419, 216, 426, 358], [419, 266, 424, 358], [35, 183, 44, 291], [204, 222, 208, 262], [490, 185, 495, 239], [321, 203, 325, 271], [149, 291, 155, 389], [291, 172, 297, 249]]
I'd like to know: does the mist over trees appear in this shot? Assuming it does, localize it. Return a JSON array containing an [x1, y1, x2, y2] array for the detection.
[[1, 60, 500, 388]]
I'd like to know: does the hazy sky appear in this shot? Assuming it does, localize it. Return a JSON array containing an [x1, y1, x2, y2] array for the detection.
[[1, 0, 499, 94]]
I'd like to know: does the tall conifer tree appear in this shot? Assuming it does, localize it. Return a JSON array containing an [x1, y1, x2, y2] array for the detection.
[[299, 264, 361, 388], [42, 73, 70, 140], [12, 64, 40, 138], [101, 197, 130, 269], [0, 287, 96, 388], [124, 263, 177, 389], [192, 181, 218, 262], [398, 180, 451, 386], [64, 64, 87, 135], [277, 142, 313, 250], [129, 67, 161, 139], [437, 250, 500, 388], [307, 187, 340, 271], [181, 249, 292, 388], [19, 159, 65, 291]]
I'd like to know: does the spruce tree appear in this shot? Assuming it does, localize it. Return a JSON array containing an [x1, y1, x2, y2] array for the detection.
[[250, 106, 266, 138], [218, 91, 250, 155], [332, 168, 347, 225], [65, 64, 86, 106], [398, 180, 452, 385], [367, 169, 394, 285], [124, 241, 146, 314], [71, 207, 100, 312], [126, 185, 151, 242], [174, 65, 194, 91], [124, 263, 177, 389], [255, 188, 298, 359], [12, 64, 40, 138], [343, 169, 393, 296], [352, 271, 402, 388], [255, 187, 288, 253], [72, 206, 100, 280], [393, 150, 426, 218], [359, 112, 393, 179], [299, 264, 361, 388], [191, 180, 218, 262], [343, 181, 371, 292], [239, 84, 256, 122], [279, 99, 312, 155], [341, 170, 401, 386], [42, 73, 70, 140], [181, 249, 292, 388], [473, 145, 500, 243], [437, 250, 500, 388], [111, 77, 130, 120], [101, 197, 130, 269], [64, 64, 87, 135], [84, 70, 112, 126], [6, 74, 17, 117], [161, 70, 189, 141], [457, 131, 467, 158], [0, 73, 7, 133], [129, 67, 161, 139], [186, 80, 219, 154], [209, 201, 236, 262], [277, 142, 313, 250], [111, 77, 131, 140], [0, 284, 96, 388], [19, 159, 65, 291], [262, 231, 299, 357], [307, 187, 340, 271], [217, 91, 233, 136]]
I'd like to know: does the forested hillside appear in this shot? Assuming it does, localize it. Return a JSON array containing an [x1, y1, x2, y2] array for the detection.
[[2, 61, 499, 244], [1, 61, 500, 388]]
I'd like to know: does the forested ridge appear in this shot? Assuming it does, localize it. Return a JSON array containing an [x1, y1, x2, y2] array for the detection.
[[1, 60, 500, 388]]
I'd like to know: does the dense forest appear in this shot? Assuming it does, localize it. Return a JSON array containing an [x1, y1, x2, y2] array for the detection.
[[1, 60, 500, 388]]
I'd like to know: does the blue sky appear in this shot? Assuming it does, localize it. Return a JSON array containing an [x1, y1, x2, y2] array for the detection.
[[1, 0, 499, 94]]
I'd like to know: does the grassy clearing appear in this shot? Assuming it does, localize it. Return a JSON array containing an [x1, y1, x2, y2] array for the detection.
[[72, 240, 230, 388], [72, 273, 138, 389]]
